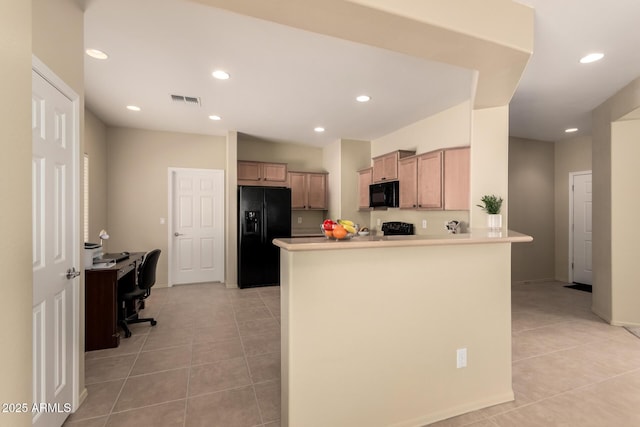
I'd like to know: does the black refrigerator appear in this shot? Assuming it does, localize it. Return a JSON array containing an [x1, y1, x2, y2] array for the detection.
[[238, 186, 291, 288]]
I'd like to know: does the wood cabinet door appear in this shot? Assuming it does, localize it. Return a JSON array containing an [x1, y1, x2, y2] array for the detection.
[[443, 147, 470, 210], [307, 173, 327, 209], [398, 157, 418, 208], [237, 161, 261, 181], [417, 151, 443, 209], [372, 156, 386, 182], [263, 163, 287, 182], [382, 153, 398, 181], [289, 172, 307, 209], [358, 168, 372, 209]]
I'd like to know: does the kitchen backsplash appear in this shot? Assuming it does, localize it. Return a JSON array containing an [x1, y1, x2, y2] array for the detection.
[[291, 210, 326, 235], [370, 208, 470, 235]]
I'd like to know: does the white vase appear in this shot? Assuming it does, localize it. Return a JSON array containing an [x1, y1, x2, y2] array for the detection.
[[487, 214, 502, 231]]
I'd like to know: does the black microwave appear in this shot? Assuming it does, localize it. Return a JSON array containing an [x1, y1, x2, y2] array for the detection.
[[369, 181, 399, 208]]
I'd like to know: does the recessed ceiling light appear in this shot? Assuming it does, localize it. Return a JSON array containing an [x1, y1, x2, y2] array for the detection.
[[209, 115, 221, 121], [126, 105, 141, 111], [86, 48, 108, 60], [212, 70, 230, 80], [356, 95, 371, 103], [579, 53, 604, 64], [314, 127, 325, 133], [565, 128, 578, 133]]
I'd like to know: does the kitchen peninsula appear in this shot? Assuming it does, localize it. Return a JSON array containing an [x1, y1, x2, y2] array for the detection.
[[274, 230, 532, 427]]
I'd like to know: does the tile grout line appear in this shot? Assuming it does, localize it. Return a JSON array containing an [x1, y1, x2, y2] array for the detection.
[[104, 327, 148, 421], [231, 290, 266, 426], [481, 365, 640, 425], [75, 284, 282, 426], [105, 289, 171, 423]]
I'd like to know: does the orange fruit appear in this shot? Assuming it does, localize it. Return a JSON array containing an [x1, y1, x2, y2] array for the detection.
[[324, 230, 333, 238], [332, 225, 347, 239]]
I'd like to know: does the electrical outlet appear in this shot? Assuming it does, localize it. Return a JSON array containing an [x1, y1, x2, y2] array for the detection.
[[456, 348, 467, 368], [160, 218, 165, 224], [297, 216, 303, 224], [422, 219, 427, 229]]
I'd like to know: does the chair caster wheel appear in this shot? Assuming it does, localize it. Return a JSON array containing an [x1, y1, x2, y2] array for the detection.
[[124, 330, 131, 338], [151, 320, 157, 326]]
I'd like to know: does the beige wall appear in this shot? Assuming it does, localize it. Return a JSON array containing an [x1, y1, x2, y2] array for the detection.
[[85, 109, 109, 242], [508, 137, 555, 282], [611, 119, 640, 325], [0, 2, 32, 425], [281, 242, 514, 426], [370, 101, 472, 235], [106, 127, 226, 286], [554, 135, 592, 282], [339, 139, 371, 227], [238, 134, 325, 171], [323, 139, 342, 221], [322, 138, 371, 227], [592, 76, 640, 325], [470, 106, 510, 230], [225, 131, 238, 287], [372, 101, 471, 157]]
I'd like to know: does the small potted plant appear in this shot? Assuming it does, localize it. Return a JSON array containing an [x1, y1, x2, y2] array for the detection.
[[477, 195, 503, 230]]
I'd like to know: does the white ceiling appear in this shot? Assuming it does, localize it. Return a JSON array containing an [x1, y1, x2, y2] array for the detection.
[[511, 0, 640, 142], [83, 0, 473, 147], [84, 0, 640, 146]]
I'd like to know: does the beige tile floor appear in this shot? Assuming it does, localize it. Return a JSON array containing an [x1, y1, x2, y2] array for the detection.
[[65, 280, 640, 427], [64, 283, 281, 427]]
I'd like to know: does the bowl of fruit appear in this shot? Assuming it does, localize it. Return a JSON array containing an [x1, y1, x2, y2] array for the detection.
[[321, 219, 358, 240]]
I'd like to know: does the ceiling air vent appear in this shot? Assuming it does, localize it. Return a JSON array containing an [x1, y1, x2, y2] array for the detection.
[[170, 94, 201, 106]]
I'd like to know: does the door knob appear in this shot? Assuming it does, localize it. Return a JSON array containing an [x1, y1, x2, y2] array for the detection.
[[174, 232, 184, 237], [66, 267, 80, 280]]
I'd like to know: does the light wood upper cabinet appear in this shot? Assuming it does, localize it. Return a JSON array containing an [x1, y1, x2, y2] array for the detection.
[[398, 151, 443, 209], [366, 147, 469, 211], [358, 168, 373, 210], [417, 151, 443, 209], [372, 150, 415, 183], [238, 161, 287, 185], [398, 157, 418, 208], [443, 147, 470, 210], [289, 172, 307, 208], [289, 172, 327, 210]]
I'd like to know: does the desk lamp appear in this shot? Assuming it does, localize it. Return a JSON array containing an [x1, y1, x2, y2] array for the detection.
[[99, 229, 109, 248]]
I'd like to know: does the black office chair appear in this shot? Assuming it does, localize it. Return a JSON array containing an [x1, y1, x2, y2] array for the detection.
[[119, 249, 161, 338]]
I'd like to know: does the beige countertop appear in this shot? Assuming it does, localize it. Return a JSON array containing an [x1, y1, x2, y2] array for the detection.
[[274, 229, 532, 251]]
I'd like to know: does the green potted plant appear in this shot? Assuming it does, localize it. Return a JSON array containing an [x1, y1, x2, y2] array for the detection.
[[477, 195, 503, 230]]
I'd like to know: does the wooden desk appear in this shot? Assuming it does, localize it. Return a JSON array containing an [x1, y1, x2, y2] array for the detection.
[[85, 252, 145, 351]]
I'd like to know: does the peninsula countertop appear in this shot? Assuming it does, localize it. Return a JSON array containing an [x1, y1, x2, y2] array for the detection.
[[273, 229, 532, 251]]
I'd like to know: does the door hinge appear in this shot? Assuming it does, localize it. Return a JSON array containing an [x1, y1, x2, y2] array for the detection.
[[571, 262, 574, 270]]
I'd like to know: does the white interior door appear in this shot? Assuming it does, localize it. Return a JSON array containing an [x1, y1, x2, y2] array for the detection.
[[32, 67, 78, 426], [572, 172, 593, 285], [170, 169, 225, 285]]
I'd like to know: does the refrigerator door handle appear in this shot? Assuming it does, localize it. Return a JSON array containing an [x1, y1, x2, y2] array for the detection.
[[261, 202, 267, 244]]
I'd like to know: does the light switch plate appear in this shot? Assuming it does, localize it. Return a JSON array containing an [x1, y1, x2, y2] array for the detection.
[[456, 348, 467, 368]]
